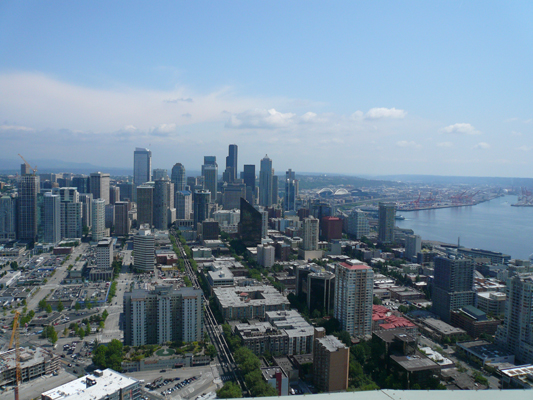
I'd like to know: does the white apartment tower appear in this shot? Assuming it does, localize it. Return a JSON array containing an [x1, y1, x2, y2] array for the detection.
[[302, 216, 319, 251], [334, 259, 374, 338], [133, 224, 155, 272], [42, 192, 61, 244], [96, 238, 113, 269], [91, 198, 106, 242]]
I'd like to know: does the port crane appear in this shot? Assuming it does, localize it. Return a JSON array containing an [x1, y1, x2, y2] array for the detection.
[[8, 311, 21, 400], [17, 154, 37, 176]]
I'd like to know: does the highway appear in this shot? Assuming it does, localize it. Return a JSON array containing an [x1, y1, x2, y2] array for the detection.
[[173, 233, 248, 395]]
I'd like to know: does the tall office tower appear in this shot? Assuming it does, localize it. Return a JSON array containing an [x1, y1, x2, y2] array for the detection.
[[171, 163, 186, 192], [109, 185, 120, 205], [187, 176, 197, 188], [136, 184, 154, 227], [114, 201, 130, 236], [153, 179, 170, 230], [302, 217, 319, 251], [334, 259, 374, 338], [496, 273, 533, 364], [239, 198, 262, 246], [20, 163, 31, 176], [0, 195, 16, 240], [133, 224, 155, 272], [272, 175, 279, 205], [259, 155, 273, 207], [175, 190, 192, 220], [167, 182, 174, 216], [79, 193, 93, 230], [152, 169, 168, 181], [133, 147, 152, 200], [105, 204, 115, 229], [91, 198, 106, 242], [42, 192, 61, 244], [193, 189, 210, 227], [118, 181, 134, 201], [124, 285, 203, 346], [89, 172, 110, 205], [313, 329, 350, 392], [96, 238, 113, 269], [222, 183, 246, 210], [223, 144, 238, 183], [284, 169, 298, 212], [432, 256, 475, 323], [405, 234, 422, 260], [53, 187, 82, 239], [243, 164, 256, 204], [345, 209, 369, 239], [17, 175, 39, 242], [202, 157, 218, 203], [378, 202, 396, 244], [71, 175, 90, 194], [261, 210, 269, 239]]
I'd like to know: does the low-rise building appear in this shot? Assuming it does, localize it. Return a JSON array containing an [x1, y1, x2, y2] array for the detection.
[[261, 367, 289, 396], [457, 340, 515, 366], [449, 306, 501, 338], [0, 347, 59, 386], [476, 291, 506, 317]]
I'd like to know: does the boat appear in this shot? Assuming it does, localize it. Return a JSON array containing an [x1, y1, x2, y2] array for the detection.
[[395, 215, 405, 220]]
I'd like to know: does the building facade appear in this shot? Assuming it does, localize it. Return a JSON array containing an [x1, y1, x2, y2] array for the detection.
[[284, 169, 297, 212], [133, 224, 155, 272], [90, 172, 110, 205], [42, 192, 61, 244], [259, 155, 273, 207], [91, 198, 106, 242], [17, 175, 39, 242], [378, 202, 396, 244], [345, 208, 370, 239]]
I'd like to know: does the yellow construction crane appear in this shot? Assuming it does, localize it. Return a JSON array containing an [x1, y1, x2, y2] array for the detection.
[[17, 154, 37, 176], [8, 311, 21, 400]]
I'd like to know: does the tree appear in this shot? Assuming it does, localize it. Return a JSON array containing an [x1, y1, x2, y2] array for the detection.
[[217, 382, 243, 398], [79, 329, 85, 340], [206, 344, 217, 358], [75, 302, 81, 311], [86, 299, 92, 309], [85, 323, 91, 336], [48, 328, 58, 345], [38, 299, 47, 310], [63, 327, 69, 337], [102, 310, 109, 320], [57, 300, 64, 312], [45, 303, 52, 314]]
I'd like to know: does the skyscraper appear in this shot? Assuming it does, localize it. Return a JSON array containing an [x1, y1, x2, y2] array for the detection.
[[42, 192, 61, 244], [345, 209, 370, 239], [109, 185, 120, 205], [238, 197, 262, 247], [136, 184, 154, 227], [202, 157, 218, 203], [405, 234, 422, 260], [378, 202, 396, 244], [175, 190, 192, 220], [302, 217, 319, 251], [496, 273, 533, 364], [432, 256, 475, 323], [71, 175, 90, 194], [259, 155, 273, 207], [153, 179, 170, 230], [171, 163, 186, 192], [17, 175, 39, 242], [223, 144, 238, 183], [133, 147, 152, 188], [53, 187, 82, 239], [334, 259, 374, 338], [91, 198, 106, 242], [90, 172, 110, 205], [243, 164, 256, 204], [152, 169, 168, 181], [133, 224, 155, 272], [193, 189, 210, 227], [284, 169, 298, 212], [114, 201, 130, 236], [79, 193, 93, 230], [0, 195, 16, 240]]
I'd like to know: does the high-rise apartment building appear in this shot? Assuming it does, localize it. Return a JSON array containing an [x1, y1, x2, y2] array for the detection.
[[302, 217, 319, 251], [124, 285, 203, 346], [175, 190, 192, 220], [53, 187, 82, 239], [153, 179, 170, 230], [193, 189, 210, 227], [378, 202, 396, 244], [405, 234, 422, 261], [114, 201, 130, 236], [259, 155, 273, 207], [171, 163, 186, 192], [17, 175, 39, 242], [133, 224, 155, 272], [0, 195, 16, 240], [334, 259, 374, 338], [243, 164, 256, 204], [136, 184, 154, 227], [91, 198, 106, 242], [284, 169, 298, 212], [96, 238, 113, 269], [109, 185, 120, 205], [432, 256, 475, 323], [133, 147, 152, 198], [90, 172, 110, 205], [496, 273, 533, 364], [313, 328, 349, 392], [202, 157, 218, 203], [79, 193, 93, 230], [345, 209, 370, 239], [42, 192, 61, 244]]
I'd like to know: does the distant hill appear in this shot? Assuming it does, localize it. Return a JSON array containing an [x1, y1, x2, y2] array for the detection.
[[363, 174, 533, 186]]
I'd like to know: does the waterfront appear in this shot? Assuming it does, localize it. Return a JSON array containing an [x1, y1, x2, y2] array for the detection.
[[396, 195, 533, 260]]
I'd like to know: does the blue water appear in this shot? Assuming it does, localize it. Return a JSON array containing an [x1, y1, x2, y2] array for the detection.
[[396, 195, 533, 260]]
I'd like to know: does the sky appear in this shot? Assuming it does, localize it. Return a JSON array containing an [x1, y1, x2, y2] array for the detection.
[[1, 1, 533, 177]]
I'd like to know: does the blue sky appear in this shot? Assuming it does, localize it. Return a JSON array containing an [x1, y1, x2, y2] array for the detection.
[[1, 1, 533, 177]]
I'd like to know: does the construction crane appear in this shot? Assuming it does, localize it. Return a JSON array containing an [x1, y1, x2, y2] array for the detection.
[[17, 154, 37, 176], [8, 311, 21, 400]]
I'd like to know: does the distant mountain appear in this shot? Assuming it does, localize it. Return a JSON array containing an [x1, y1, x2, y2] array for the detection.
[[0, 158, 131, 176], [362, 174, 533, 186]]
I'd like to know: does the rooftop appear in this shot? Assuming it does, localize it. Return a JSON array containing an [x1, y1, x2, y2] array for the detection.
[[316, 335, 347, 353]]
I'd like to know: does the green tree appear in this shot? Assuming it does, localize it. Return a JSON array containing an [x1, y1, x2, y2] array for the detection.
[[57, 300, 64, 312], [38, 299, 47, 310], [63, 327, 68, 337], [206, 344, 217, 358], [217, 382, 243, 398], [45, 303, 52, 314], [79, 329, 85, 340], [85, 323, 91, 336], [48, 327, 58, 345], [102, 310, 109, 320], [75, 302, 81, 311]]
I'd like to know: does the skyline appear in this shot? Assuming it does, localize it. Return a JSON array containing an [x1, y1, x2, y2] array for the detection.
[[2, 2, 533, 177]]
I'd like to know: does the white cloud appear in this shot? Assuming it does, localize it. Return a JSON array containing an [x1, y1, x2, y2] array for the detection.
[[0, 124, 34, 131], [474, 142, 490, 149], [441, 123, 480, 135], [518, 145, 533, 151], [511, 131, 522, 136], [396, 140, 421, 148], [437, 142, 454, 148], [122, 125, 137, 132], [153, 123, 176, 133], [226, 108, 297, 129], [365, 107, 407, 120]]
